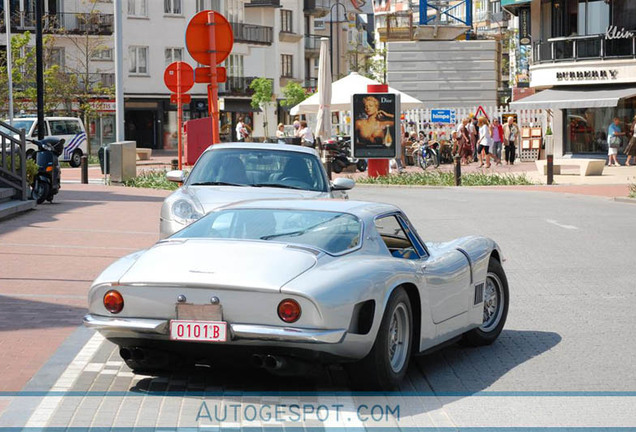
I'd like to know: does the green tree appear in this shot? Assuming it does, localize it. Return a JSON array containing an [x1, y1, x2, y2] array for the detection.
[[280, 81, 309, 108], [349, 46, 386, 83], [250, 77, 274, 138]]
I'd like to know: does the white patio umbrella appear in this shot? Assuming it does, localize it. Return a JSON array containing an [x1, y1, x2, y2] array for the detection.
[[290, 72, 424, 115], [314, 38, 332, 142]]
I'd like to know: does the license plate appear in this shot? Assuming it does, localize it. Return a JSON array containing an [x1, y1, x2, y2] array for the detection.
[[170, 320, 227, 342]]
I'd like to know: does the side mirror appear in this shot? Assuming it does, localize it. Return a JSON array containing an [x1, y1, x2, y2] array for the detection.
[[332, 177, 355, 191], [166, 170, 185, 183]]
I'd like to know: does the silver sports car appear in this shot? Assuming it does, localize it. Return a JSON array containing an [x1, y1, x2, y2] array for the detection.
[[84, 199, 509, 389], [160, 143, 354, 238]]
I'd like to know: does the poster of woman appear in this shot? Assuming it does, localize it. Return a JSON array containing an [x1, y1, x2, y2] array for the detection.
[[352, 93, 399, 158]]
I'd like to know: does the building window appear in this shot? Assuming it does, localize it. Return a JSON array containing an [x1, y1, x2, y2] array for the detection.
[[91, 48, 113, 61], [577, 0, 610, 35], [127, 0, 148, 17], [129, 46, 148, 75], [164, 0, 182, 15], [100, 73, 115, 87], [47, 47, 65, 68], [226, 54, 244, 78], [314, 19, 325, 30], [281, 9, 293, 33], [165, 47, 183, 65], [281, 54, 293, 77]]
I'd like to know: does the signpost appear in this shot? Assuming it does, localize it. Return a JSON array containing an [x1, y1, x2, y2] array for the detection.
[[185, 10, 233, 145], [164, 61, 194, 170]]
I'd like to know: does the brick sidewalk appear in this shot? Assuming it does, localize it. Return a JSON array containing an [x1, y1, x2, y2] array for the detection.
[[0, 184, 170, 396]]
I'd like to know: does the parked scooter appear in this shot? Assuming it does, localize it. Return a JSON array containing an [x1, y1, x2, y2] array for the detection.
[[324, 137, 367, 173], [29, 137, 64, 204]]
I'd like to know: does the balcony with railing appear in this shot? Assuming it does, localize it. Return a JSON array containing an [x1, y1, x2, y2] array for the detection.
[[245, 0, 281, 7], [304, 34, 322, 56], [533, 34, 636, 64], [304, 0, 330, 17], [231, 22, 273, 45], [2, 11, 113, 34], [220, 76, 258, 96]]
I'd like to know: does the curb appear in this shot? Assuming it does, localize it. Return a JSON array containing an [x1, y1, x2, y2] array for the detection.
[[614, 196, 636, 204]]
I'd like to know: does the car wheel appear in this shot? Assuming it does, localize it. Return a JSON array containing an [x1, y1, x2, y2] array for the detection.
[[32, 178, 50, 205], [462, 256, 509, 346], [356, 159, 367, 172], [69, 149, 82, 168], [348, 287, 412, 390]]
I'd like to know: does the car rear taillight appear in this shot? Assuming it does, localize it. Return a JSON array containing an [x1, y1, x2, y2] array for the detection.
[[277, 299, 301, 323], [104, 290, 124, 314]]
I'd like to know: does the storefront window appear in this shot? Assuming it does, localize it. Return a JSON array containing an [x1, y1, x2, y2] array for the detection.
[[577, 0, 609, 35], [564, 98, 636, 154]]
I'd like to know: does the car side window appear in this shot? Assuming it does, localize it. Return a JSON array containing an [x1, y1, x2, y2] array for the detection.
[[49, 120, 68, 135], [374, 215, 420, 260], [65, 120, 81, 134], [31, 122, 50, 137]]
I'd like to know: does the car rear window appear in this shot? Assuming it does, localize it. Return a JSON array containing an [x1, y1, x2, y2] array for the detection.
[[172, 209, 362, 254], [186, 148, 328, 192]]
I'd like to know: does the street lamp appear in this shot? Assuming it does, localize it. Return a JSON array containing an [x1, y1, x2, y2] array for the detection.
[[329, 0, 347, 79]]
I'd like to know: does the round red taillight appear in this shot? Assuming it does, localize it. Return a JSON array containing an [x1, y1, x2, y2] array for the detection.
[[103, 290, 124, 314], [277, 299, 301, 323]]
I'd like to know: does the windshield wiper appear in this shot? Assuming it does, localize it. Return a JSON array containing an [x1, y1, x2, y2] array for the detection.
[[251, 183, 304, 190], [190, 181, 247, 187], [260, 214, 344, 240]]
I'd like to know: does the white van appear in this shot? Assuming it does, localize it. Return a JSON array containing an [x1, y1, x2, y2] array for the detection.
[[2, 117, 88, 167]]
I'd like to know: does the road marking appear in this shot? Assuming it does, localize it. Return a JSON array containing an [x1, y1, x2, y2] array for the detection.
[[546, 219, 579, 230], [24, 332, 104, 427]]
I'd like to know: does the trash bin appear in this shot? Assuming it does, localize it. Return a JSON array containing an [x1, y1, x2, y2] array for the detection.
[[109, 141, 137, 183], [98, 146, 110, 174]]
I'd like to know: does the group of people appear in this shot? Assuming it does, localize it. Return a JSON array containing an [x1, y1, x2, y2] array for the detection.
[[276, 120, 315, 147], [452, 116, 519, 168], [607, 115, 636, 167]]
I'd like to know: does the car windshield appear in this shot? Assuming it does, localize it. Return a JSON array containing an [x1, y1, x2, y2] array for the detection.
[[186, 148, 328, 192], [0, 120, 34, 135], [171, 209, 362, 254]]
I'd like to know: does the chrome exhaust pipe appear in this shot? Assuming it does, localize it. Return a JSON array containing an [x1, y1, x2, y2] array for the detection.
[[252, 354, 264, 368], [264, 355, 286, 370]]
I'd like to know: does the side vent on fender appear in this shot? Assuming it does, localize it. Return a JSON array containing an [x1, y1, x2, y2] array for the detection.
[[474, 283, 484, 305]]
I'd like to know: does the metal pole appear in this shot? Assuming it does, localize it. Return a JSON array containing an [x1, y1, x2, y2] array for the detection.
[[114, 0, 125, 142], [453, 155, 461, 186], [4, 0, 14, 125], [177, 62, 183, 170], [35, 0, 44, 140], [207, 11, 220, 144]]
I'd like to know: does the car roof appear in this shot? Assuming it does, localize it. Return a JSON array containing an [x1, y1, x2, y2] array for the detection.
[[204, 142, 319, 156], [8, 117, 82, 121], [220, 198, 400, 218]]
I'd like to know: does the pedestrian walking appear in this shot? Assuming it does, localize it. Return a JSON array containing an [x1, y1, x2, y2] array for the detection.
[[468, 116, 479, 162], [624, 114, 636, 166], [477, 116, 492, 168], [607, 117, 625, 167], [503, 116, 519, 165], [491, 118, 504, 165], [236, 116, 250, 142]]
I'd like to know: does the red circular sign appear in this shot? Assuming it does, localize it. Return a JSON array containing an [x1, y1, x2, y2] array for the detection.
[[185, 10, 234, 66], [164, 61, 195, 93]]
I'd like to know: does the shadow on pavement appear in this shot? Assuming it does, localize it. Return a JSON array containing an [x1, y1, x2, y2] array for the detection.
[[126, 329, 561, 395], [0, 295, 86, 332]]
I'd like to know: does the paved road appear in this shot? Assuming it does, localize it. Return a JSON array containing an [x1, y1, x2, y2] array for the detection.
[[1, 184, 635, 428]]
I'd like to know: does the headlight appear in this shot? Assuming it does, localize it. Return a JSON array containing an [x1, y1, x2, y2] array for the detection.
[[171, 199, 203, 225]]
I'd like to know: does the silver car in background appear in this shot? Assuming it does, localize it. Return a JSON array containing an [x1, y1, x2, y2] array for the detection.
[[160, 143, 354, 237]]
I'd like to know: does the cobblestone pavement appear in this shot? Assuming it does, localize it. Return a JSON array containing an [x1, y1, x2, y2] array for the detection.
[[1, 184, 635, 429]]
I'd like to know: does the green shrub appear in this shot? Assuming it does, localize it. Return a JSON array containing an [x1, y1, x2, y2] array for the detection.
[[4, 154, 39, 184], [123, 170, 180, 191], [355, 171, 535, 186], [629, 183, 636, 198]]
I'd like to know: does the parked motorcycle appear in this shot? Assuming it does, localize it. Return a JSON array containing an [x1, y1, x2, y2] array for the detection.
[[29, 137, 64, 204], [411, 139, 440, 170], [324, 138, 367, 173]]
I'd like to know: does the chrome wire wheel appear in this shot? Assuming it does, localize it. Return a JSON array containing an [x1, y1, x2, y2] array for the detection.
[[388, 303, 410, 373], [481, 272, 504, 332]]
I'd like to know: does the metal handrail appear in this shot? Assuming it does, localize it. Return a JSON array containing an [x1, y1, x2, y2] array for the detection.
[[0, 121, 28, 201], [534, 34, 636, 64]]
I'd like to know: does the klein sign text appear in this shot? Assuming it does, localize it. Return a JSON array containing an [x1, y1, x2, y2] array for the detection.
[[605, 25, 635, 40], [556, 70, 618, 81]]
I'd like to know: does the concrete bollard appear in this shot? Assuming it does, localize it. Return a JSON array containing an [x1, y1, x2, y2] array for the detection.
[[81, 155, 89, 184]]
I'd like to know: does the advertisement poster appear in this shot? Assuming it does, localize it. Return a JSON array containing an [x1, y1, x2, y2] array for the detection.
[[352, 93, 399, 159]]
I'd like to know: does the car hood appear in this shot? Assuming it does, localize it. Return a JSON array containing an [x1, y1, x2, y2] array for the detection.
[[184, 185, 328, 212], [117, 239, 318, 292]]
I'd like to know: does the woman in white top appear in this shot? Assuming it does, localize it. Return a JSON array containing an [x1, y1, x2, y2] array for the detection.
[[276, 123, 286, 139], [477, 116, 492, 168], [298, 120, 315, 147]]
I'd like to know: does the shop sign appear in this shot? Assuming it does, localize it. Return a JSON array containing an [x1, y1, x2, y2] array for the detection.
[[518, 7, 531, 45], [556, 70, 618, 81], [431, 109, 456, 124], [605, 25, 635, 40]]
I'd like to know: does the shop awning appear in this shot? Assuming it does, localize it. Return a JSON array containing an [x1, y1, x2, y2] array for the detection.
[[220, 98, 260, 113], [509, 86, 636, 110], [501, 0, 531, 6]]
